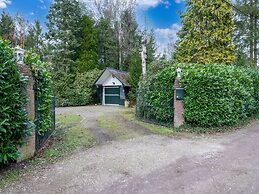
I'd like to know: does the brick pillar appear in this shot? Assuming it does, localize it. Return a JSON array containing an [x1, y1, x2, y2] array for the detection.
[[174, 79, 184, 128], [16, 62, 36, 161]]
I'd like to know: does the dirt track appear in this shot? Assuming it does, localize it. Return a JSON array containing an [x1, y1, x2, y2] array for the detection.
[[1, 106, 259, 194]]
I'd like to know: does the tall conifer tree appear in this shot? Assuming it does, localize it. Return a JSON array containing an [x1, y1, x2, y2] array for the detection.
[[174, 0, 235, 64], [46, 0, 83, 75]]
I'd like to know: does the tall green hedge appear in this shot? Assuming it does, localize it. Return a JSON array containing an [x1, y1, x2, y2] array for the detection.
[[56, 69, 101, 107], [24, 52, 53, 135], [136, 62, 259, 129], [181, 64, 258, 127], [0, 38, 30, 164], [136, 66, 177, 125]]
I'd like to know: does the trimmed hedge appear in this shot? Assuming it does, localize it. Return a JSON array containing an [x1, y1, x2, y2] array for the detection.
[[0, 38, 30, 164], [56, 69, 101, 107], [136, 62, 259, 129], [181, 64, 259, 127], [136, 65, 177, 125]]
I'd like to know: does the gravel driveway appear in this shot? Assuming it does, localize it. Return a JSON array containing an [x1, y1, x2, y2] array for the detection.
[[1, 106, 259, 194]]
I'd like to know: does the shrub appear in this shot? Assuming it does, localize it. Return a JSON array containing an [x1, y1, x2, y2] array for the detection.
[[181, 64, 256, 127], [136, 66, 177, 125], [0, 38, 30, 164], [24, 51, 53, 135], [56, 69, 101, 107], [247, 68, 259, 114]]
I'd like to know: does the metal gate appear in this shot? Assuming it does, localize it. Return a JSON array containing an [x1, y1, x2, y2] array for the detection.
[[34, 79, 55, 151]]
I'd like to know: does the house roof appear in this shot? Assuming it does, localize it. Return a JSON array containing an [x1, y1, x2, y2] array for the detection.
[[94, 68, 131, 87]]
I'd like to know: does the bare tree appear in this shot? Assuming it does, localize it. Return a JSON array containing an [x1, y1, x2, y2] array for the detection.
[[14, 14, 29, 48]]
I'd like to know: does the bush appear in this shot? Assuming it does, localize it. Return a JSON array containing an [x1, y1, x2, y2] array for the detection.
[[0, 38, 30, 164], [136, 66, 177, 125], [56, 69, 101, 107], [137, 62, 259, 129], [181, 64, 257, 127], [247, 68, 259, 114], [24, 51, 53, 135]]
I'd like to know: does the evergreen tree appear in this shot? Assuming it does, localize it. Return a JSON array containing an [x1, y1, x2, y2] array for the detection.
[[25, 19, 43, 55], [174, 0, 235, 64], [121, 9, 139, 71], [0, 11, 15, 44], [146, 30, 157, 70], [96, 18, 119, 69], [74, 16, 98, 73], [46, 0, 83, 75], [234, 0, 258, 67]]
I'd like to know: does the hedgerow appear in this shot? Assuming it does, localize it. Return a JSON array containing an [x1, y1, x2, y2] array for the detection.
[[181, 64, 258, 127], [136, 65, 177, 125], [24, 51, 53, 135], [0, 38, 30, 164], [136, 62, 259, 129], [56, 69, 101, 107]]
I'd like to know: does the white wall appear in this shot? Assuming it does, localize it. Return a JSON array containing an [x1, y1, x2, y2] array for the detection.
[[103, 75, 122, 86]]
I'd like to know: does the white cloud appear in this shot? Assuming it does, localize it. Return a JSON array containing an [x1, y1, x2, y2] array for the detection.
[[29, 12, 35, 16], [39, 0, 44, 3], [136, 0, 170, 9], [0, 0, 11, 9], [154, 23, 181, 55], [83, 0, 170, 10], [39, 5, 47, 9], [175, 0, 184, 3]]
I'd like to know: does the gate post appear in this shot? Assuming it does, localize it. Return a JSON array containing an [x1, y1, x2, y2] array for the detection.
[[174, 68, 184, 128], [16, 62, 36, 161]]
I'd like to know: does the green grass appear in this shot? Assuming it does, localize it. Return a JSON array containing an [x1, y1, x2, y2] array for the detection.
[[43, 114, 94, 159], [0, 114, 94, 189], [96, 116, 140, 140], [122, 108, 174, 136], [0, 168, 24, 189], [97, 116, 120, 132], [139, 122, 174, 135]]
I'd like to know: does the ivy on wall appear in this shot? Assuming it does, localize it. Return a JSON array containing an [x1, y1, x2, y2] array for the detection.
[[24, 51, 53, 135]]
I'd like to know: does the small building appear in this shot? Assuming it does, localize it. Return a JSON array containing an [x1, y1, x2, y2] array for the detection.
[[94, 68, 131, 106]]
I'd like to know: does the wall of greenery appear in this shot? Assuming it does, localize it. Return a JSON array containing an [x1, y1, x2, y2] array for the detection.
[[181, 64, 259, 127], [24, 51, 53, 135], [56, 69, 102, 107], [136, 62, 259, 129], [136, 65, 177, 126], [0, 38, 31, 164]]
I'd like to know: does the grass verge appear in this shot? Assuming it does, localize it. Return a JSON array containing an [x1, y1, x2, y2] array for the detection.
[[96, 115, 142, 140], [43, 114, 94, 159], [122, 108, 174, 136], [0, 114, 94, 189]]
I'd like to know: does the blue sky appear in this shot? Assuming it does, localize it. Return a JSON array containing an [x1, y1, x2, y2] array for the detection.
[[0, 0, 185, 54]]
